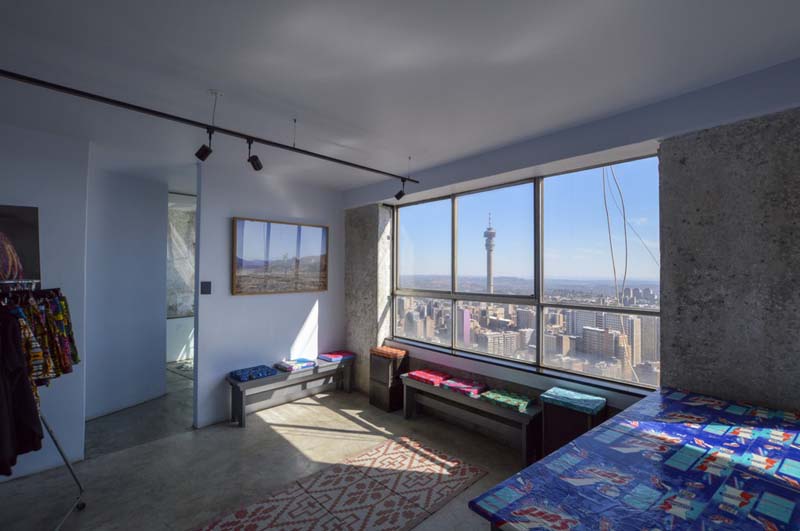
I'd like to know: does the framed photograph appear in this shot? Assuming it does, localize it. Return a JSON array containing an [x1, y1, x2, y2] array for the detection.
[[0, 205, 40, 281], [232, 217, 328, 295]]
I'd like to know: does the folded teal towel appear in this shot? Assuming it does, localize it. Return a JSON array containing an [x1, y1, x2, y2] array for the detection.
[[540, 387, 606, 415]]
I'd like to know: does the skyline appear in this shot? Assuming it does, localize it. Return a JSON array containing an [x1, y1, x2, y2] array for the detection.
[[398, 156, 660, 282]]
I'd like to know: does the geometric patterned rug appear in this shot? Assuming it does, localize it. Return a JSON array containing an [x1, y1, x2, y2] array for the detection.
[[197, 437, 487, 530]]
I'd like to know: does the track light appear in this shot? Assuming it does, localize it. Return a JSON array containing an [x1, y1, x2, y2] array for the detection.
[[195, 129, 213, 161], [394, 178, 407, 201], [247, 139, 263, 171]]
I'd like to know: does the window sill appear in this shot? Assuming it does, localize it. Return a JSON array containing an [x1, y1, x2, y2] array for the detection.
[[390, 336, 653, 399]]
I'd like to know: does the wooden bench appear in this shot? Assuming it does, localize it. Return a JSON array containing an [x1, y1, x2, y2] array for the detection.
[[227, 359, 353, 427], [400, 374, 542, 465]]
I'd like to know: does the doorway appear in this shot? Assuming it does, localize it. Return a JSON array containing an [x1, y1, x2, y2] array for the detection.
[[83, 186, 197, 459]]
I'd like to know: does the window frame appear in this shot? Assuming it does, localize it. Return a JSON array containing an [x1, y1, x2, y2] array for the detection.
[[391, 156, 661, 390]]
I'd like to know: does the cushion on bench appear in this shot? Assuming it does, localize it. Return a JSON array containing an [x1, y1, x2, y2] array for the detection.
[[440, 377, 487, 398], [318, 351, 356, 362], [229, 365, 279, 382], [407, 369, 451, 387], [479, 389, 534, 413], [540, 386, 606, 415], [370, 346, 408, 359], [275, 358, 317, 372]]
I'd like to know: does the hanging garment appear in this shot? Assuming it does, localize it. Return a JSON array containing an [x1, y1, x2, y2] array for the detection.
[[0, 310, 43, 476]]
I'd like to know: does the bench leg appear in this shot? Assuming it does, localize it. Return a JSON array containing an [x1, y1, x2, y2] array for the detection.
[[344, 363, 353, 393], [520, 424, 529, 466], [233, 387, 246, 428], [404, 386, 416, 419], [231, 386, 237, 423]]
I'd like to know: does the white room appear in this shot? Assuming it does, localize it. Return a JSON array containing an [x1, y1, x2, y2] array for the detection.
[[1, 2, 800, 530]]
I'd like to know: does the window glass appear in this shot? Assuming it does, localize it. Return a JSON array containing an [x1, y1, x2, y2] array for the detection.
[[397, 200, 451, 291], [394, 296, 452, 347], [455, 300, 536, 363], [542, 307, 660, 386], [543, 157, 660, 309], [456, 183, 534, 295]]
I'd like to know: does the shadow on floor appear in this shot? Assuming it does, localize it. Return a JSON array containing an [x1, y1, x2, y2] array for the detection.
[[1, 390, 516, 531]]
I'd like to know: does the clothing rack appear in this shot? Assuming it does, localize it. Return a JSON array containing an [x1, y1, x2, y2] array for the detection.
[[0, 279, 86, 529]]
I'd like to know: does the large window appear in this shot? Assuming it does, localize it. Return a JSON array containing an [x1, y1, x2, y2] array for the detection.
[[393, 156, 660, 388]]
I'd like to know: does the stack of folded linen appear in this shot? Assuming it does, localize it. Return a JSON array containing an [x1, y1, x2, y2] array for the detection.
[[229, 365, 278, 382], [440, 377, 487, 398], [479, 388, 534, 413], [275, 358, 317, 372], [318, 350, 356, 362], [406, 369, 451, 387]]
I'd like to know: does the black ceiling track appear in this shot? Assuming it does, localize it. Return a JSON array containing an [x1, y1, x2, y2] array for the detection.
[[0, 68, 419, 184]]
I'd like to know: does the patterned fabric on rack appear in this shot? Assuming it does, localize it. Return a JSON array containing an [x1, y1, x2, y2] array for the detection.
[[58, 295, 79, 364], [42, 301, 72, 375], [22, 302, 58, 382]]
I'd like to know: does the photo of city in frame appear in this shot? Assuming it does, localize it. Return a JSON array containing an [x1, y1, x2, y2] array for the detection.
[[232, 217, 328, 295]]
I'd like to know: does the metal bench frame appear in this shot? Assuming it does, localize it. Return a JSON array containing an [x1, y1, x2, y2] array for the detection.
[[400, 374, 542, 465], [226, 359, 353, 427]]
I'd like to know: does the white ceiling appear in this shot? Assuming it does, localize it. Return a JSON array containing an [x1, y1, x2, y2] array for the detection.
[[1, 1, 800, 191]]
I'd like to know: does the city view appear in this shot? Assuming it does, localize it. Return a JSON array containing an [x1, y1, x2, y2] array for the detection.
[[395, 158, 660, 387], [395, 280, 660, 387]]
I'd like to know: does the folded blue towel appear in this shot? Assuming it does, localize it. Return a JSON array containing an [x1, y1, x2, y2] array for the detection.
[[229, 365, 278, 382]]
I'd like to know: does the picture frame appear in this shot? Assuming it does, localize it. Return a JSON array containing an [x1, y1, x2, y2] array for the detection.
[[231, 217, 328, 295], [0, 205, 41, 281]]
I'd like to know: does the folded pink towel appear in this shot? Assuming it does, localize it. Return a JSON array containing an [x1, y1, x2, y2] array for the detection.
[[407, 369, 451, 387], [441, 378, 487, 398]]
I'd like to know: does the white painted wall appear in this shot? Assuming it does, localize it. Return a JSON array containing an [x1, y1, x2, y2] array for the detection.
[[0, 122, 88, 477], [85, 169, 168, 419], [195, 163, 346, 428], [167, 317, 194, 362]]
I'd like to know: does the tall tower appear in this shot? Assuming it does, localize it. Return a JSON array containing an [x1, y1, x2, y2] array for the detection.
[[484, 213, 496, 293]]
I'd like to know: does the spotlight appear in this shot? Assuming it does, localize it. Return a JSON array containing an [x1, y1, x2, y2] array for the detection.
[[247, 139, 263, 171], [394, 178, 407, 201], [195, 129, 214, 161]]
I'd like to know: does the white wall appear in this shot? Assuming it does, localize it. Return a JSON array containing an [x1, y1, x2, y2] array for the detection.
[[195, 163, 346, 428], [0, 122, 89, 477], [167, 317, 194, 362], [85, 169, 167, 419]]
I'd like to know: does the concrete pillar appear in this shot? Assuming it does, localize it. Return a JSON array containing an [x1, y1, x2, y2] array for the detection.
[[345, 204, 393, 392], [659, 107, 800, 410]]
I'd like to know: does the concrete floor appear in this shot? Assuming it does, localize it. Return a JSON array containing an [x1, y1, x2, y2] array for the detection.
[[0, 391, 516, 530], [84, 369, 194, 459]]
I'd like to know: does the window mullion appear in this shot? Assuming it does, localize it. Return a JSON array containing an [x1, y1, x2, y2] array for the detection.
[[451, 195, 457, 350], [535, 178, 544, 367]]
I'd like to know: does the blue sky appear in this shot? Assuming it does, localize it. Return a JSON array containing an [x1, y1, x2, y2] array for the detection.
[[398, 156, 660, 281], [237, 220, 326, 261]]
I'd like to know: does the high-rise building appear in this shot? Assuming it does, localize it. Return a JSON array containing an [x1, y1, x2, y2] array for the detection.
[[566, 310, 600, 336], [581, 326, 618, 359], [604, 314, 642, 366], [517, 308, 536, 330], [457, 308, 472, 346], [518, 328, 535, 348], [640, 317, 660, 362], [404, 311, 423, 338], [484, 213, 496, 293], [477, 330, 519, 357]]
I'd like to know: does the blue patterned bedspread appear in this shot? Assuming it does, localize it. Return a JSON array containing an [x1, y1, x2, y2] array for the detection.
[[469, 388, 800, 530]]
